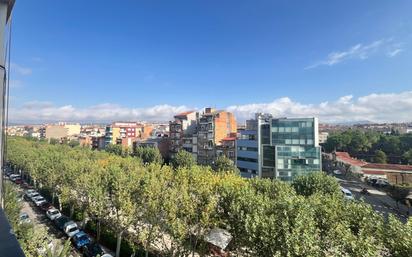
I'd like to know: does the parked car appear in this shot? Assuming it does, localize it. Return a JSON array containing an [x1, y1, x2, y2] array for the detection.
[[71, 231, 91, 249], [82, 242, 104, 257], [29, 192, 40, 201], [10, 175, 21, 182], [21, 182, 33, 189], [54, 216, 71, 231], [340, 187, 354, 200], [33, 196, 47, 207], [64, 221, 80, 237], [14, 178, 23, 185], [25, 189, 36, 195], [40, 202, 53, 212], [46, 209, 62, 221], [19, 212, 31, 224], [333, 170, 342, 175], [376, 179, 390, 187]]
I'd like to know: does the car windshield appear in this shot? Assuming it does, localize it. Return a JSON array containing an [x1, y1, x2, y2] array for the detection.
[[50, 210, 59, 215], [68, 227, 78, 232], [78, 235, 88, 241], [91, 244, 103, 253], [346, 193, 352, 196]]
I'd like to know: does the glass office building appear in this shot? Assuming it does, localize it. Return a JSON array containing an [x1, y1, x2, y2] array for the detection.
[[237, 114, 321, 181]]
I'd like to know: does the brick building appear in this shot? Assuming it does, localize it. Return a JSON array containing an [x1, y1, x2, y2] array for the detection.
[[197, 108, 237, 165]]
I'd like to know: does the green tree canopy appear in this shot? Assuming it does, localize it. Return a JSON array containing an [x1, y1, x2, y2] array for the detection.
[[374, 150, 388, 164], [171, 150, 196, 168]]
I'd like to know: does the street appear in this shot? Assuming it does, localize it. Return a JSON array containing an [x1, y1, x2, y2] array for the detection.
[[337, 177, 410, 223]]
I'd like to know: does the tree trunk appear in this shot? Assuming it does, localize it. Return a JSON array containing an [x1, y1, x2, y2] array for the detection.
[[82, 211, 88, 229], [97, 220, 101, 242], [52, 192, 56, 206], [58, 196, 62, 211], [70, 204, 75, 219], [145, 250, 149, 257], [116, 231, 123, 257]]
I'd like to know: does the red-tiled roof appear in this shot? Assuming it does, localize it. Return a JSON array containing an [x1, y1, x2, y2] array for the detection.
[[363, 163, 412, 172], [362, 170, 386, 175], [221, 137, 236, 141], [335, 152, 368, 167], [174, 111, 195, 117]]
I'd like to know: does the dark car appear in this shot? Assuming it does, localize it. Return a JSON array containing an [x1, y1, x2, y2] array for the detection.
[[14, 179, 23, 185], [71, 231, 91, 250], [82, 242, 104, 257], [54, 215, 71, 231], [40, 202, 53, 212]]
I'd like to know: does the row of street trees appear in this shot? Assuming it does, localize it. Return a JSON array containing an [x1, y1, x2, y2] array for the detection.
[[6, 137, 412, 257]]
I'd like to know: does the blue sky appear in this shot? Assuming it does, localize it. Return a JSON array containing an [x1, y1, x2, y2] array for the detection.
[[8, 0, 412, 122]]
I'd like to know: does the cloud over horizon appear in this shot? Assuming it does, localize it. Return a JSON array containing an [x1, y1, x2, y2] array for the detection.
[[9, 91, 412, 124]]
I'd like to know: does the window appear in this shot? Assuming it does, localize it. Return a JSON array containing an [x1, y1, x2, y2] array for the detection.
[[237, 146, 258, 151], [237, 157, 258, 163]]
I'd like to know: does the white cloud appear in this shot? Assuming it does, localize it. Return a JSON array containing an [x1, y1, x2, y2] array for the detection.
[[306, 39, 404, 69], [227, 91, 412, 123], [9, 91, 412, 123], [9, 102, 189, 123], [10, 63, 32, 76], [387, 48, 403, 57]]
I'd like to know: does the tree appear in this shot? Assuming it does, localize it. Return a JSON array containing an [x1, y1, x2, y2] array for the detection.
[[49, 138, 60, 145], [292, 172, 341, 197], [134, 146, 163, 164], [213, 155, 238, 173], [171, 150, 195, 168], [68, 139, 80, 148], [403, 150, 412, 164], [105, 144, 124, 156], [382, 215, 412, 257], [374, 150, 387, 164]]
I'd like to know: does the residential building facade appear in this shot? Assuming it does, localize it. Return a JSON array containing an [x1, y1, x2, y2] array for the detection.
[[216, 133, 237, 163], [169, 111, 198, 160], [105, 122, 140, 148], [197, 108, 237, 165]]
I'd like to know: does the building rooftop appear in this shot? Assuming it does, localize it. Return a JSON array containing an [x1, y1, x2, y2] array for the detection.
[[363, 163, 412, 172], [174, 111, 195, 117], [221, 137, 236, 141], [335, 151, 368, 167]]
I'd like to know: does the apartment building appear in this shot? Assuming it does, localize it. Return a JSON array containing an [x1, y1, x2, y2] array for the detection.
[[105, 122, 140, 148], [43, 123, 81, 140], [236, 113, 321, 181], [215, 133, 237, 163], [197, 108, 237, 165], [169, 111, 199, 160]]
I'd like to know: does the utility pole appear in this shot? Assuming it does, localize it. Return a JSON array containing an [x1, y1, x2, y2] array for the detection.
[[0, 0, 15, 208]]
